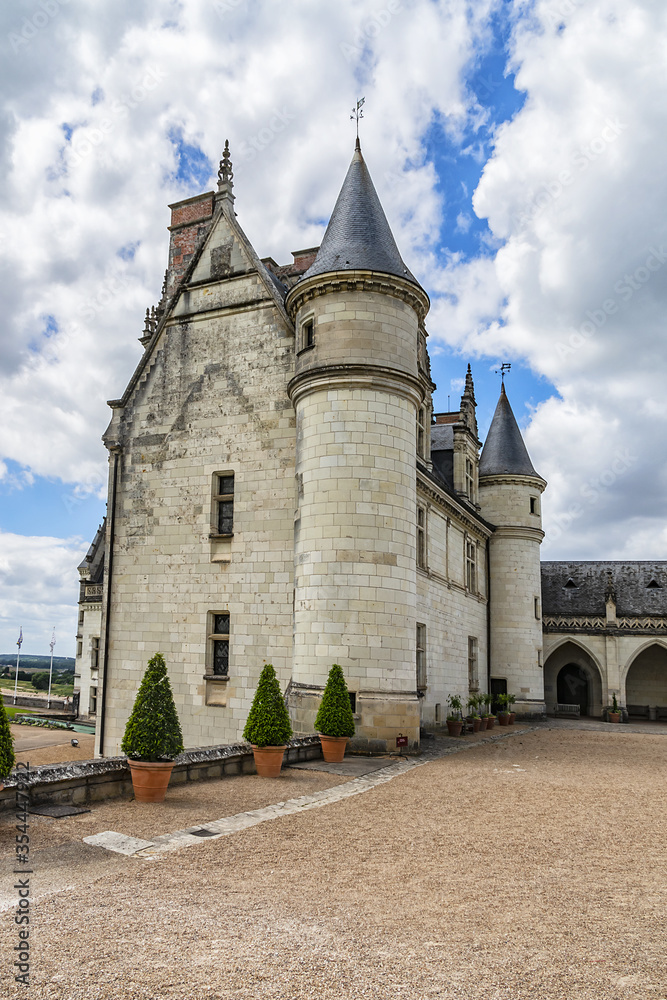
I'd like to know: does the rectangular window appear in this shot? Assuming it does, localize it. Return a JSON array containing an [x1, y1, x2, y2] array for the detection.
[[91, 636, 100, 670], [89, 687, 97, 715], [465, 539, 476, 593], [78, 609, 84, 629], [417, 505, 427, 569], [465, 458, 475, 502], [76, 640, 83, 658], [214, 474, 234, 535], [530, 496, 539, 515], [416, 623, 427, 691], [209, 612, 230, 676], [534, 596, 541, 619], [468, 636, 479, 691], [416, 407, 425, 458], [298, 316, 315, 353]]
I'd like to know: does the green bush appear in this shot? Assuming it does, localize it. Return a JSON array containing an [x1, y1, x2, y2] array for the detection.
[[314, 664, 355, 738], [0, 699, 16, 779], [121, 653, 184, 762], [243, 664, 292, 747], [31, 671, 51, 691]]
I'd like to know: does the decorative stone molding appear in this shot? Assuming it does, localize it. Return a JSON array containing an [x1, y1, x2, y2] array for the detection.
[[285, 269, 430, 322], [288, 363, 425, 409], [543, 614, 667, 634]]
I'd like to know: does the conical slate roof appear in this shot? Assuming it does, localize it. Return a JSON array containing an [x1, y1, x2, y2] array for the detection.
[[479, 385, 540, 478], [302, 139, 419, 285]]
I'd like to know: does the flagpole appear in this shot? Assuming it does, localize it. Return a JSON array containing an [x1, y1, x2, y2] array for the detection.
[[14, 627, 23, 705], [47, 627, 56, 710]]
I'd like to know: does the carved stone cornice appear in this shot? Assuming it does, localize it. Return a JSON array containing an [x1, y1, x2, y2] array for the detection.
[[288, 364, 424, 409], [543, 614, 667, 635], [491, 524, 545, 543], [479, 472, 547, 492], [285, 269, 430, 322]]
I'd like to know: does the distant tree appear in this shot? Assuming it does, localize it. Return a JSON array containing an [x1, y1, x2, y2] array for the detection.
[[31, 672, 51, 691]]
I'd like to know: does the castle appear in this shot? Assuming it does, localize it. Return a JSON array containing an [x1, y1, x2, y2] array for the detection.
[[74, 139, 667, 755]]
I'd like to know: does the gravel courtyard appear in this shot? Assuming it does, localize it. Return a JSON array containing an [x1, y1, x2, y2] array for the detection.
[[1, 726, 666, 999]]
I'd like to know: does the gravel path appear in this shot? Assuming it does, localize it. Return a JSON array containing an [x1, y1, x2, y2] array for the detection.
[[1, 726, 666, 999]]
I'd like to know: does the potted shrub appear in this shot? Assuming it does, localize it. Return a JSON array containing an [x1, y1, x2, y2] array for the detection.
[[497, 693, 511, 726], [0, 699, 16, 791], [476, 693, 488, 731], [507, 693, 517, 725], [121, 652, 184, 803], [243, 663, 293, 776], [466, 695, 482, 733], [608, 693, 621, 724], [446, 694, 464, 737], [315, 664, 355, 762], [483, 692, 496, 729]]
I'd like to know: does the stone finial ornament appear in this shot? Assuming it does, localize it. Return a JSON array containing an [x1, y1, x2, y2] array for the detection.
[[217, 140, 235, 204]]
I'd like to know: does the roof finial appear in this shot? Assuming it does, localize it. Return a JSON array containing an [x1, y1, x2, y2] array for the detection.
[[495, 362, 511, 391], [351, 97, 365, 147], [216, 139, 235, 204]]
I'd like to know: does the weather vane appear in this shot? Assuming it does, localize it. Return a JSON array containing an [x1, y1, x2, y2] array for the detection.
[[495, 362, 511, 384], [350, 97, 365, 138]]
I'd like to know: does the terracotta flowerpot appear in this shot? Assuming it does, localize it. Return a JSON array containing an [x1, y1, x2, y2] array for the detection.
[[472, 718, 481, 733], [608, 712, 621, 724], [478, 717, 488, 732], [509, 713, 516, 725], [127, 759, 175, 803], [446, 719, 463, 737], [251, 745, 287, 777], [485, 716, 496, 729], [319, 734, 349, 763], [498, 712, 510, 727]]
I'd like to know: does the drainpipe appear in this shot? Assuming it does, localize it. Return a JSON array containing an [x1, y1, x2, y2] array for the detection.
[[486, 539, 492, 694], [98, 447, 120, 757]]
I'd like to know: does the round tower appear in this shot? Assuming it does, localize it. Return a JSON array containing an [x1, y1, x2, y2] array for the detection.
[[285, 139, 430, 751], [478, 385, 547, 718]]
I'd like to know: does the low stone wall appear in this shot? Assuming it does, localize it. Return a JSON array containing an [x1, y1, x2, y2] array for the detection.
[[0, 736, 322, 814]]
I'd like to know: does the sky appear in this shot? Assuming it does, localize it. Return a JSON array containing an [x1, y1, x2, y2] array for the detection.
[[0, 0, 666, 655]]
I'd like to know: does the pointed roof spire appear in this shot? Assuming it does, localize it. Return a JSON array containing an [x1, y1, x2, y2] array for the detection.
[[479, 384, 540, 478], [216, 139, 235, 206], [302, 141, 420, 286], [458, 363, 478, 435]]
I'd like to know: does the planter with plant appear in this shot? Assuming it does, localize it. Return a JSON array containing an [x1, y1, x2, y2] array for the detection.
[[482, 692, 496, 729], [507, 693, 517, 725], [315, 664, 355, 762], [497, 693, 511, 726], [243, 663, 293, 776], [446, 694, 464, 737], [608, 693, 621, 724], [121, 652, 184, 803], [466, 695, 482, 733], [0, 698, 16, 791]]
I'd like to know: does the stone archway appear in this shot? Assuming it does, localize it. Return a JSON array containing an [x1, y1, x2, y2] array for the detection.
[[624, 643, 667, 717], [544, 640, 604, 717]]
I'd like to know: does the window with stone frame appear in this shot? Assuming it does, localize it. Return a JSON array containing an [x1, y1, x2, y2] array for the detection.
[[468, 636, 479, 691], [416, 407, 426, 458], [416, 623, 427, 692], [465, 538, 477, 593], [213, 474, 234, 535], [297, 314, 315, 354], [208, 612, 230, 676], [89, 686, 97, 715], [91, 636, 100, 670], [76, 640, 83, 658], [465, 458, 475, 502], [417, 505, 427, 569], [78, 608, 84, 629]]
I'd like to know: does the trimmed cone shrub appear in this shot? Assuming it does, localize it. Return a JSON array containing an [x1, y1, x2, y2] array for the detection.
[[315, 664, 355, 738], [243, 664, 292, 747], [121, 653, 184, 762], [0, 699, 16, 779]]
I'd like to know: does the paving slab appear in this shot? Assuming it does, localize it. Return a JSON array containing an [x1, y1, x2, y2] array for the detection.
[[286, 756, 396, 776]]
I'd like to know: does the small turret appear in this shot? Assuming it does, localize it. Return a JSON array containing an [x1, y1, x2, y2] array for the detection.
[[478, 386, 547, 718]]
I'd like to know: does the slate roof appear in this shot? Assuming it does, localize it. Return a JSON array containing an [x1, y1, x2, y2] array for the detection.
[[430, 423, 454, 488], [302, 139, 421, 287], [77, 519, 106, 584], [541, 561, 667, 616], [479, 385, 540, 478]]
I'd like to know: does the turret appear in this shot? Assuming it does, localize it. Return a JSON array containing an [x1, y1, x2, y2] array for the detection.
[[478, 385, 547, 717], [285, 139, 430, 751]]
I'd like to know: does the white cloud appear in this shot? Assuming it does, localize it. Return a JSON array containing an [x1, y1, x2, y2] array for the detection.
[[0, 531, 88, 657]]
